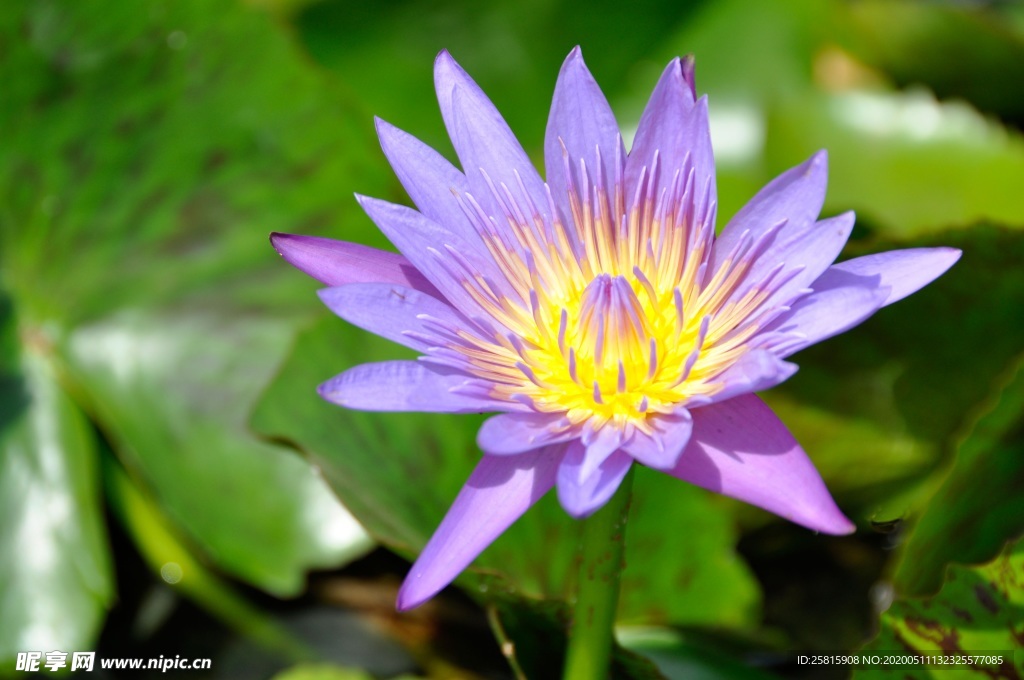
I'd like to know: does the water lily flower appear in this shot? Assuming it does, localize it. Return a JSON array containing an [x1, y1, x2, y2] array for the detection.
[[271, 48, 960, 611]]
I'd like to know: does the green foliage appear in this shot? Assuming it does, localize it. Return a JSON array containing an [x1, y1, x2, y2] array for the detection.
[[0, 299, 111, 665], [2, 0, 1024, 676], [856, 537, 1024, 679], [0, 0, 379, 661], [892, 353, 1024, 596]]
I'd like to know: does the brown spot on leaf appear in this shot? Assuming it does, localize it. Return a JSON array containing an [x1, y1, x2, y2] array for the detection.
[[974, 584, 1000, 614], [951, 606, 973, 623]]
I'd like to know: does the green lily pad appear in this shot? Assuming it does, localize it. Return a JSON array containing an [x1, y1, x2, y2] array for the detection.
[[891, 351, 1024, 597], [617, 627, 782, 680], [0, 0, 385, 611], [768, 92, 1024, 239], [855, 536, 1024, 679], [0, 294, 112, 664], [65, 310, 372, 596], [836, 1, 1024, 125], [103, 458, 308, 659]]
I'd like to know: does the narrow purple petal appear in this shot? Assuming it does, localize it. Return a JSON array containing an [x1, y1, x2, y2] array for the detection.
[[712, 151, 828, 275], [704, 350, 798, 404], [680, 54, 696, 99], [544, 46, 624, 212], [319, 360, 499, 413], [434, 51, 550, 226], [577, 426, 624, 483], [270, 232, 438, 296], [764, 278, 891, 358], [356, 195, 518, 319], [622, 408, 693, 470], [557, 443, 632, 519], [317, 283, 466, 352], [824, 247, 961, 307], [667, 394, 855, 534], [477, 412, 579, 455], [625, 60, 711, 223], [739, 211, 857, 312], [375, 118, 485, 254], [397, 446, 564, 610]]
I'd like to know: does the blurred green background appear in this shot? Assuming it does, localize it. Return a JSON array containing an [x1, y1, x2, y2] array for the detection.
[[2, 0, 1023, 678]]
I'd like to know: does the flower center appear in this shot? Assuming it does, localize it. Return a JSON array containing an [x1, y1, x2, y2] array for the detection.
[[574, 274, 651, 384], [516, 263, 710, 429], [442, 151, 779, 430]]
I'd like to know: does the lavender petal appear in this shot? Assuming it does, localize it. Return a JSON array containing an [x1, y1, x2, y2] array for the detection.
[[477, 412, 579, 455], [434, 51, 550, 227], [622, 408, 693, 470], [544, 46, 624, 215], [823, 247, 962, 306], [557, 443, 633, 519], [713, 151, 828, 273], [270, 232, 438, 295], [397, 446, 563, 610], [318, 360, 500, 413], [625, 60, 712, 225], [667, 394, 855, 534], [375, 118, 483, 252], [704, 350, 799, 404], [356, 194, 519, 319], [764, 276, 891, 357], [318, 283, 467, 352]]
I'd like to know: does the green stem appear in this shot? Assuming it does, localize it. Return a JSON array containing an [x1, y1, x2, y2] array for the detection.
[[563, 468, 634, 680]]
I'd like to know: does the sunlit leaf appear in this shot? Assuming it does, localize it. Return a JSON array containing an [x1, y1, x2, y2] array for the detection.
[[0, 294, 112, 663], [892, 352, 1024, 597], [0, 0, 384, 607], [66, 310, 372, 596], [837, 1, 1024, 125], [617, 627, 781, 680], [103, 460, 308, 659], [855, 536, 1024, 679], [767, 91, 1024, 238]]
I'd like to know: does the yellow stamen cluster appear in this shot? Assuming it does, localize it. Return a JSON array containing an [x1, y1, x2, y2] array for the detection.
[[450, 160, 775, 432]]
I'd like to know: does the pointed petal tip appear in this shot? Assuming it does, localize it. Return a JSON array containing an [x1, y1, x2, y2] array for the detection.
[[393, 449, 563, 613], [560, 45, 589, 74], [939, 246, 963, 265], [804, 509, 856, 536], [681, 54, 696, 96], [353, 192, 373, 210], [434, 49, 461, 80], [556, 449, 632, 518], [395, 578, 435, 612], [832, 516, 857, 535], [559, 498, 596, 520], [827, 210, 856, 231], [269, 231, 288, 253], [315, 378, 340, 404]]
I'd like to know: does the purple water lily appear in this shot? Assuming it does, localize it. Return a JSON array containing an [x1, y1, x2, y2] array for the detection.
[[272, 48, 959, 611]]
